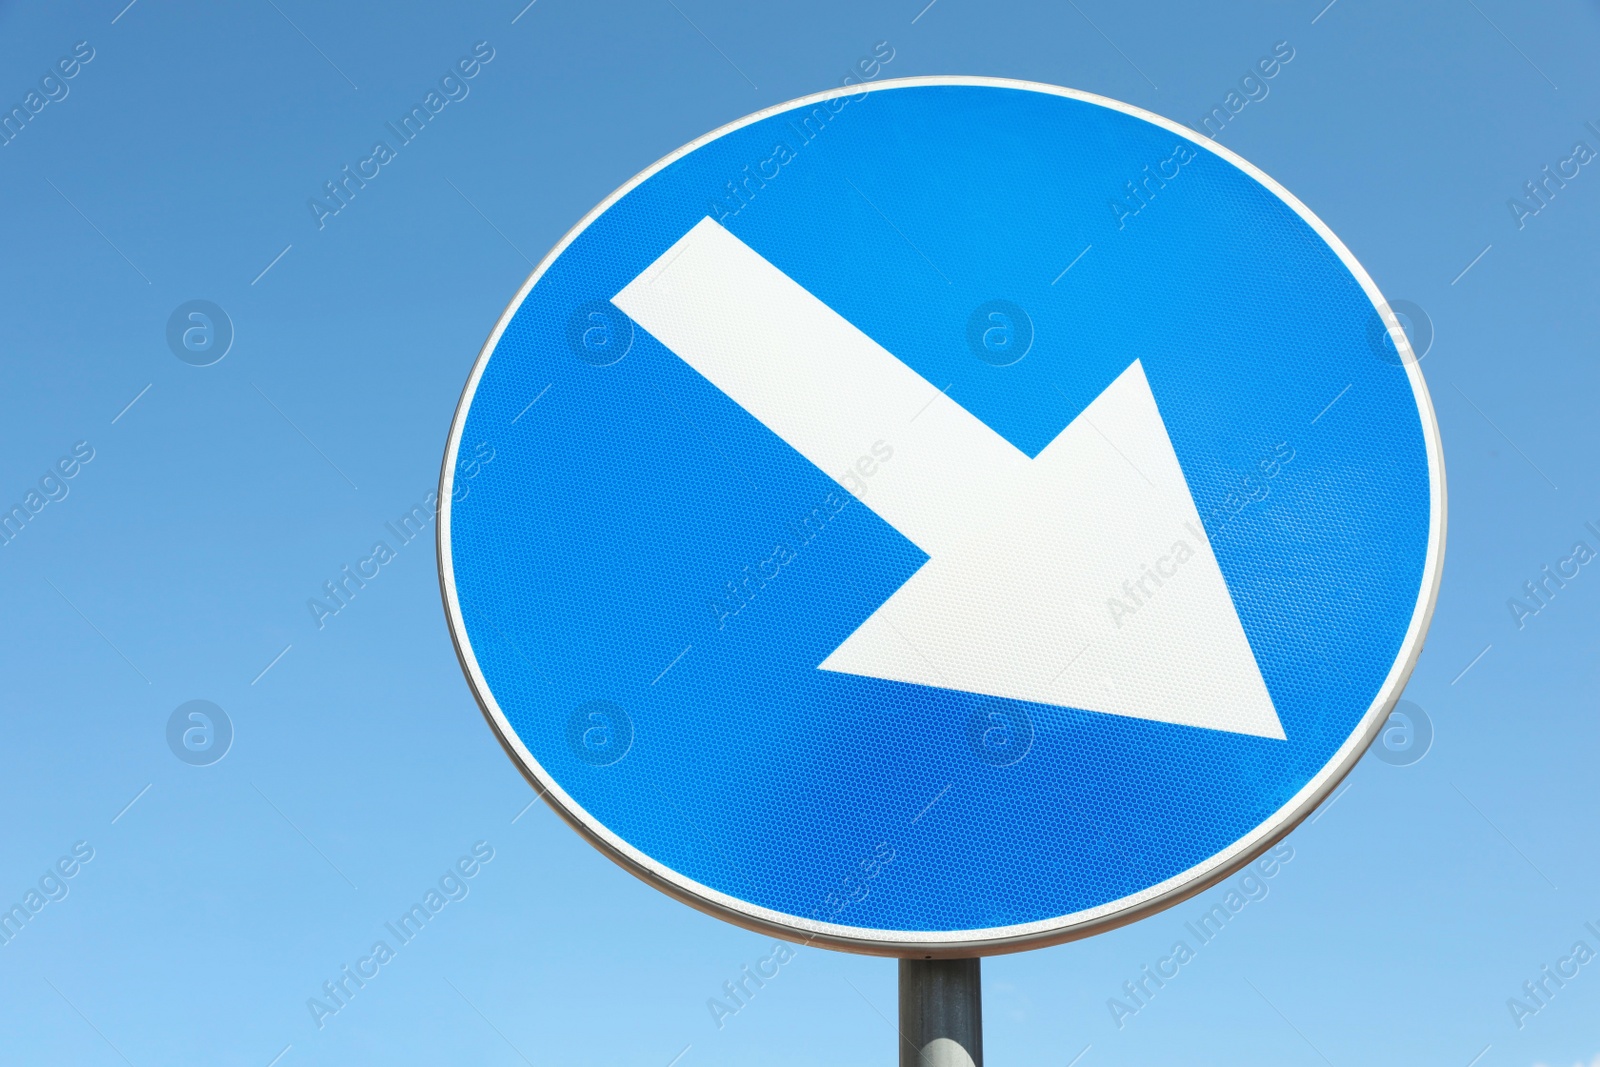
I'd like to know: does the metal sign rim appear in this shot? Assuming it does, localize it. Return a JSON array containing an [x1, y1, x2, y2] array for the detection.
[[436, 75, 1448, 957]]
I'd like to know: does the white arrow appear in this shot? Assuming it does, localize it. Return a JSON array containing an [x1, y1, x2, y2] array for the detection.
[[614, 218, 1284, 739]]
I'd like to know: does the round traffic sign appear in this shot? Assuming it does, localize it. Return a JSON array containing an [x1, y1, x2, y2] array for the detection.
[[440, 78, 1444, 955]]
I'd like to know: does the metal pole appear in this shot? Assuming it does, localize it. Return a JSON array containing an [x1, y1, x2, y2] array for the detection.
[[899, 957, 982, 1067]]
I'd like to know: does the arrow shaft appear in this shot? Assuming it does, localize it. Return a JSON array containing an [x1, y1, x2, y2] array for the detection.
[[612, 218, 1027, 557]]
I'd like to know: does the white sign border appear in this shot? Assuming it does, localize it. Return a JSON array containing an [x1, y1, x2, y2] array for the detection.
[[437, 76, 1448, 958]]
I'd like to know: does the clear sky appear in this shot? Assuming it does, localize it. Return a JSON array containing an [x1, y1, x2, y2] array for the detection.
[[1, 1, 1597, 1065]]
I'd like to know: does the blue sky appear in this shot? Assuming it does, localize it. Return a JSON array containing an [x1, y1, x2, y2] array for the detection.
[[1, 1, 1598, 1065]]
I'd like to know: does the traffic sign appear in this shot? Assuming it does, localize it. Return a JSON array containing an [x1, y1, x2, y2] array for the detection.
[[440, 77, 1445, 955]]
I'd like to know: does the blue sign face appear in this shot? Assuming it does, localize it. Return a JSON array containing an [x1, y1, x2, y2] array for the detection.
[[440, 78, 1444, 955]]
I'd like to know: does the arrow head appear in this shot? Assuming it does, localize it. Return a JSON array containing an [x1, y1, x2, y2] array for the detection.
[[820, 361, 1285, 740]]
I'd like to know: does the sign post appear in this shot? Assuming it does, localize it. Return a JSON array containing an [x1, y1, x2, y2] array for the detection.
[[901, 958, 983, 1066], [440, 77, 1444, 1058]]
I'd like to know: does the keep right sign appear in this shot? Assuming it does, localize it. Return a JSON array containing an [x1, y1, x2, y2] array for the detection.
[[441, 77, 1446, 955]]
